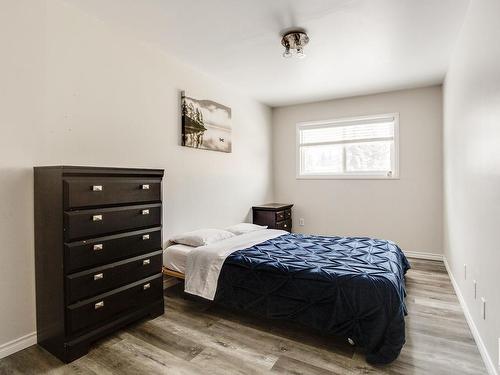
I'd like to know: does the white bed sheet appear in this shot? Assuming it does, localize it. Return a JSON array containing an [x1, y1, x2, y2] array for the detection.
[[185, 229, 287, 300], [163, 243, 194, 274]]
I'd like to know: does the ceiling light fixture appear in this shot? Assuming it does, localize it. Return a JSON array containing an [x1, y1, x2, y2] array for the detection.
[[281, 30, 309, 59]]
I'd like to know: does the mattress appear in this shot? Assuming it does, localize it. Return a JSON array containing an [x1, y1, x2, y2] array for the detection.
[[163, 243, 194, 273]]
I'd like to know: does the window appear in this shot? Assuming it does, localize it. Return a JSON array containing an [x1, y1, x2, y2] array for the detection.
[[296, 113, 399, 179]]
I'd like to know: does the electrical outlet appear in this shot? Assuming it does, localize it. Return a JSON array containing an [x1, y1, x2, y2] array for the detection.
[[299, 218, 305, 226], [464, 264, 467, 280], [481, 298, 486, 320], [473, 280, 477, 299]]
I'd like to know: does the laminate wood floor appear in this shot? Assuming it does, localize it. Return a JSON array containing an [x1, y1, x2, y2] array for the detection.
[[0, 258, 487, 374]]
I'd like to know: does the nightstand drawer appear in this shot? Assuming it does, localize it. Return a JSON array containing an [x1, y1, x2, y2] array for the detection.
[[65, 228, 161, 273], [64, 177, 161, 209], [66, 251, 162, 303], [67, 274, 163, 335], [64, 204, 161, 241], [276, 211, 285, 221], [284, 209, 292, 220], [276, 219, 292, 232]]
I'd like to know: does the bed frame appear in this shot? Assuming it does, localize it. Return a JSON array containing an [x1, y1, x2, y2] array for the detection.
[[162, 266, 185, 279]]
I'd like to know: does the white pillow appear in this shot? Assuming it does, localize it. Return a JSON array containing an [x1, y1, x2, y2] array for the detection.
[[170, 228, 235, 247], [225, 223, 268, 235]]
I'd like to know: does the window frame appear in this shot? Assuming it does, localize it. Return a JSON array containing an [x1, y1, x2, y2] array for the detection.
[[295, 113, 400, 180]]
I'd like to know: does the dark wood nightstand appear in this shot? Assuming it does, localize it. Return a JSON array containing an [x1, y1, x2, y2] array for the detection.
[[252, 203, 293, 233]]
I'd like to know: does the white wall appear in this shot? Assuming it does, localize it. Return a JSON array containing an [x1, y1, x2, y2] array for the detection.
[[443, 0, 500, 372], [272, 86, 443, 256], [0, 0, 45, 357], [0, 0, 273, 354]]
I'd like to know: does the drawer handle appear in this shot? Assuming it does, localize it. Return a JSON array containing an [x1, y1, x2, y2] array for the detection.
[[143, 283, 151, 290], [93, 243, 103, 251], [141, 209, 150, 215], [142, 259, 151, 266], [93, 273, 104, 281], [94, 301, 104, 310], [142, 234, 150, 240], [92, 185, 103, 192], [141, 184, 150, 190], [92, 214, 103, 222], [284, 224, 288, 228]]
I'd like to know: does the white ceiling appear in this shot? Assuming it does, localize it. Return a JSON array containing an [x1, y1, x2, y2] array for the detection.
[[66, 0, 469, 107]]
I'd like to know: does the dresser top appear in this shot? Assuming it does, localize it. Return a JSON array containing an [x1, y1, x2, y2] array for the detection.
[[34, 165, 164, 177], [252, 203, 293, 211]]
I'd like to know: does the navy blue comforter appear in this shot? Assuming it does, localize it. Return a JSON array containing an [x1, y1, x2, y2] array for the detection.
[[214, 233, 410, 364]]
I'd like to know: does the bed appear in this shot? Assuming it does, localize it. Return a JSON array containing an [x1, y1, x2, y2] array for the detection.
[[163, 229, 410, 364]]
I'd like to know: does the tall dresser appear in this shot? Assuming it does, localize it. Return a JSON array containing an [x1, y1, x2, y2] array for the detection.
[[34, 166, 164, 362]]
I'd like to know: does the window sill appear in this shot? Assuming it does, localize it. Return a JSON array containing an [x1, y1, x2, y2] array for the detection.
[[296, 175, 400, 180]]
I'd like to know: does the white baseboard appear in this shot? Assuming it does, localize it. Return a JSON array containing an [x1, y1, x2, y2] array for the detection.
[[0, 332, 37, 360], [443, 256, 498, 375], [404, 250, 443, 261]]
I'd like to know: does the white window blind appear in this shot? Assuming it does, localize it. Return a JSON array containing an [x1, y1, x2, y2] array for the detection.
[[296, 114, 399, 179]]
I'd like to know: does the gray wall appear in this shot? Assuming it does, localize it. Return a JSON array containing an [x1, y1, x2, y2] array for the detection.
[[443, 0, 500, 371], [272, 86, 443, 256], [0, 0, 273, 353]]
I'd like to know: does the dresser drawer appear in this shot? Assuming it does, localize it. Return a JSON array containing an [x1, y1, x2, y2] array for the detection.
[[65, 228, 161, 273], [64, 177, 161, 209], [67, 274, 163, 335], [276, 219, 292, 232], [284, 209, 292, 220], [66, 251, 162, 303], [64, 204, 161, 241]]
